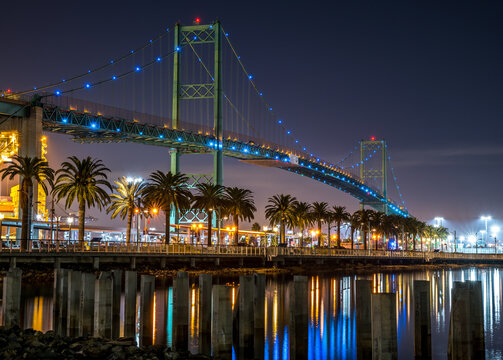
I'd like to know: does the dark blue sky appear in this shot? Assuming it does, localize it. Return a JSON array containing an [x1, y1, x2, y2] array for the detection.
[[2, 0, 502, 233]]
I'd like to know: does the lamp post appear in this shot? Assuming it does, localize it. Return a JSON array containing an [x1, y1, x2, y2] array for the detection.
[[480, 216, 491, 248], [67, 217, 74, 244]]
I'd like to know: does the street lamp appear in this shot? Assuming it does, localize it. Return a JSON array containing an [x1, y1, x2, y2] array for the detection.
[[434, 217, 444, 228], [480, 216, 492, 247], [67, 217, 74, 243]]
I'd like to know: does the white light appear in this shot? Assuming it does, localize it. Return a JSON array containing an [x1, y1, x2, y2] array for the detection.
[[491, 225, 500, 235], [481, 215, 492, 221], [467, 234, 476, 244], [67, 217, 74, 224]]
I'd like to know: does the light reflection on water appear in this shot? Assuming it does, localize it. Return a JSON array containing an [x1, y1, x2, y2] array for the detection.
[[12, 267, 503, 359]]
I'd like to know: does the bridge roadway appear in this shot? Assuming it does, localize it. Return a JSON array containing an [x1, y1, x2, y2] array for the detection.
[[1, 242, 502, 270]]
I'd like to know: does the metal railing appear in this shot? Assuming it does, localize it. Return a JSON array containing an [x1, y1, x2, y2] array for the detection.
[[1, 239, 503, 261]]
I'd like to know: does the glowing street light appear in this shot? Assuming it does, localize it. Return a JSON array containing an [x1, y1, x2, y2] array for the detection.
[[491, 225, 500, 253], [434, 217, 444, 228], [480, 216, 492, 246]]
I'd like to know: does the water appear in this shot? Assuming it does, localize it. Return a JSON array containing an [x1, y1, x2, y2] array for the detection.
[[7, 267, 503, 359]]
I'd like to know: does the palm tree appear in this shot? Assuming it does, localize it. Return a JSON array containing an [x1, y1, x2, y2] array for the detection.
[[0, 156, 54, 250], [143, 171, 191, 245], [251, 222, 261, 232], [310, 202, 329, 246], [293, 201, 312, 247], [436, 226, 449, 250], [265, 194, 297, 245], [107, 177, 146, 244], [192, 183, 225, 246], [223, 187, 256, 245], [54, 156, 111, 246], [332, 206, 350, 248], [424, 225, 435, 251], [355, 209, 373, 250], [349, 212, 360, 250]]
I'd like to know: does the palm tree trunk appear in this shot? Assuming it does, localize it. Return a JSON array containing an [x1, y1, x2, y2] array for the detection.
[[351, 229, 354, 250], [300, 225, 304, 247], [413, 235, 416, 251], [165, 207, 171, 245], [233, 216, 239, 246], [363, 229, 368, 250], [78, 200, 85, 248], [327, 221, 331, 247], [207, 211, 212, 247], [317, 220, 322, 246], [337, 221, 342, 248], [126, 209, 132, 244], [280, 220, 285, 244], [20, 180, 30, 251]]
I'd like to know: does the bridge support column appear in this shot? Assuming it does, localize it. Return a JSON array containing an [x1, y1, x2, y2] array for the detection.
[[371, 293, 398, 359], [414, 280, 431, 359], [215, 257, 220, 266], [93, 257, 99, 270], [290, 276, 308, 360], [67, 270, 82, 337], [173, 271, 189, 351], [111, 270, 123, 339], [190, 257, 196, 267], [94, 271, 113, 338], [356, 280, 372, 360], [130, 256, 136, 270], [212, 285, 233, 359], [254, 273, 266, 360], [9, 257, 16, 269], [80, 273, 95, 337], [139, 275, 155, 346], [53, 269, 69, 335], [1, 268, 22, 327], [160, 257, 166, 268], [124, 271, 137, 339], [448, 281, 484, 359], [238, 257, 244, 267], [199, 274, 212, 356], [238, 275, 254, 355]]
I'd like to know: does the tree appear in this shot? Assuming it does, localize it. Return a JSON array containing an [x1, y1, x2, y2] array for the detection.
[[143, 171, 191, 245], [265, 194, 297, 245], [436, 226, 449, 250], [349, 212, 360, 250], [332, 206, 350, 248], [310, 202, 329, 246], [293, 201, 312, 247], [0, 156, 54, 250], [223, 187, 256, 245], [251, 222, 261, 232], [354, 209, 374, 250], [54, 156, 111, 246], [107, 177, 146, 244], [192, 183, 225, 246]]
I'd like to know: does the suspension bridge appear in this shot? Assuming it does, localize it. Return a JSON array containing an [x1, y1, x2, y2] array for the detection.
[[0, 20, 407, 220]]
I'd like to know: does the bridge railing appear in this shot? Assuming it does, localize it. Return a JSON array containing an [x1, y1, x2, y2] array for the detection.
[[1, 239, 503, 261]]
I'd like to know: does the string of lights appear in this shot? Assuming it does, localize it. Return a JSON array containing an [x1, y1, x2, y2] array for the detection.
[[387, 155, 407, 209], [9, 28, 173, 97]]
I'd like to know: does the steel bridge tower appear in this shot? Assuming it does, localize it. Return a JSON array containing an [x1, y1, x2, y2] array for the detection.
[[360, 138, 388, 214], [171, 21, 223, 185]]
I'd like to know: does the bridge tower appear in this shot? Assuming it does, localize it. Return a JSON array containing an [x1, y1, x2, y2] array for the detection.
[[171, 21, 223, 185], [359, 138, 388, 214]]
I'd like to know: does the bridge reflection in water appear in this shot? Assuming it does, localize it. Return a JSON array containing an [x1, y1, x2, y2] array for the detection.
[[11, 267, 503, 359]]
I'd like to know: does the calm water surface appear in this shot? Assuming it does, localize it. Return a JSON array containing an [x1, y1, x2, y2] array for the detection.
[[6, 267, 503, 359]]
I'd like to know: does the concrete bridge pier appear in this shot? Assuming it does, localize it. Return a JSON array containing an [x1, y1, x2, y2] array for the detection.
[[139, 275, 155, 346], [212, 285, 233, 360], [124, 271, 137, 338], [253, 273, 266, 360], [190, 258, 196, 267], [80, 272, 95, 336], [215, 257, 220, 266], [130, 257, 136, 270], [94, 271, 113, 338], [448, 281, 485, 359], [67, 270, 82, 337], [414, 280, 431, 359], [9, 257, 16, 269], [290, 275, 308, 360], [356, 279, 372, 360], [111, 270, 123, 339], [238, 275, 254, 355], [199, 274, 212, 356], [93, 257, 99, 270], [371, 293, 398, 360], [154, 279, 167, 345], [1, 268, 22, 327], [173, 271, 189, 351], [53, 269, 70, 335], [160, 257, 166, 268]]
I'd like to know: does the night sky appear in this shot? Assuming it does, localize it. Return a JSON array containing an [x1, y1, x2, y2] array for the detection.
[[2, 1, 502, 234]]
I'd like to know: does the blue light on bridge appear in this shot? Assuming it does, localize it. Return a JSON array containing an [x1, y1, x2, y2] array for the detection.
[[248, 75, 253, 79], [243, 148, 249, 153], [90, 123, 97, 128], [139, 132, 143, 135], [157, 57, 161, 62], [287, 131, 291, 134], [177, 137, 182, 141], [225, 33, 229, 36], [175, 46, 181, 52], [303, 147, 306, 151], [62, 79, 66, 82], [55, 90, 61, 96], [295, 140, 299, 143], [259, 93, 263, 96], [232, 146, 236, 150], [130, 50, 134, 54], [112, 76, 117, 80], [278, 120, 282, 124], [193, 36, 197, 40], [269, 107, 273, 111], [85, 83, 91, 89], [159, 135, 164, 139], [62, 118, 67, 123], [275, 156, 279, 160], [135, 66, 141, 72], [110, 60, 114, 64], [116, 128, 120, 132]]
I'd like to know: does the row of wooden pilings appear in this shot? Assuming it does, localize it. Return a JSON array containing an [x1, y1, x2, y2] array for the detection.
[[1, 268, 486, 359], [356, 279, 485, 360]]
